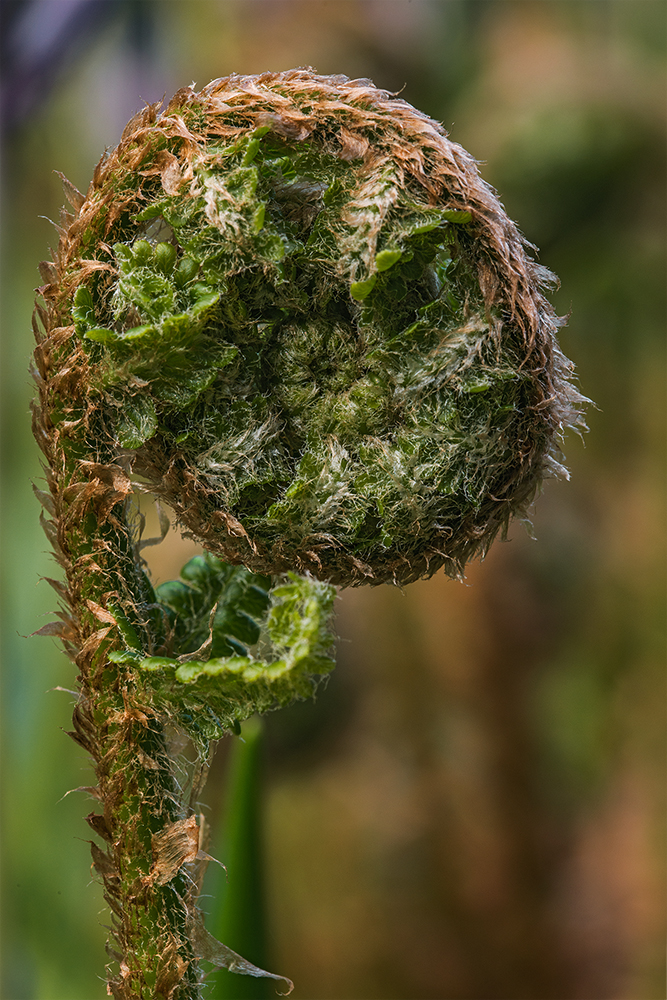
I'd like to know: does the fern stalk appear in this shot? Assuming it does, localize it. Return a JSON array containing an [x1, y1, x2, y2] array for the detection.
[[32, 71, 584, 997]]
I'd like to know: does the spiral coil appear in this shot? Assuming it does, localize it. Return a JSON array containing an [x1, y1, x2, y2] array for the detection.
[[45, 70, 585, 586]]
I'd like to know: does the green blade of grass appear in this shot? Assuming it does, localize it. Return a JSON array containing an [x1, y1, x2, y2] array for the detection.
[[208, 717, 272, 1000]]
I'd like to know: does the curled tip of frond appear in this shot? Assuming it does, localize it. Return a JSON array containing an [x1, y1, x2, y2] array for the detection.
[[36, 69, 586, 587]]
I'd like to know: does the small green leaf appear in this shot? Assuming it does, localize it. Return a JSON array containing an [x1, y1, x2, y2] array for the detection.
[[442, 209, 472, 224], [180, 554, 220, 586], [113, 242, 133, 263], [107, 603, 142, 651], [154, 242, 177, 274], [156, 579, 197, 615], [158, 314, 191, 339], [108, 650, 140, 665], [242, 138, 261, 166], [375, 248, 403, 272], [251, 203, 266, 234], [323, 176, 343, 205], [176, 656, 251, 682], [278, 156, 297, 182], [190, 290, 220, 314], [409, 220, 441, 235], [140, 656, 178, 671], [132, 239, 153, 264], [174, 256, 199, 287], [72, 286, 95, 326], [122, 324, 158, 342], [350, 274, 377, 300], [117, 396, 157, 449], [84, 328, 118, 343]]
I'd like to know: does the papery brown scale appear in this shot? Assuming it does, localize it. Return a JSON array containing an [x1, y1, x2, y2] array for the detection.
[[120, 108, 152, 144], [167, 86, 197, 112], [43, 576, 69, 601], [90, 841, 117, 879], [55, 171, 85, 212], [92, 153, 112, 189], [78, 627, 112, 661], [85, 600, 118, 626], [86, 811, 113, 842], [154, 947, 190, 1000], [38, 260, 59, 284]]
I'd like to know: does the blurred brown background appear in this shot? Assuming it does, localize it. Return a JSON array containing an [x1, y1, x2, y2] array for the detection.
[[1, 2, 664, 998]]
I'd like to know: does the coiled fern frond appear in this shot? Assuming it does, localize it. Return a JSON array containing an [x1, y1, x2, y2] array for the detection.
[[32, 70, 584, 998], [43, 70, 583, 587]]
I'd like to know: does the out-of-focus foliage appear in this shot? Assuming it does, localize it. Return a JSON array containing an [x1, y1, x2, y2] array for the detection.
[[1, 2, 664, 999]]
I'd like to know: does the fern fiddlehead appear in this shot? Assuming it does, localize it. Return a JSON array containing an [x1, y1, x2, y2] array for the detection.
[[32, 71, 584, 998]]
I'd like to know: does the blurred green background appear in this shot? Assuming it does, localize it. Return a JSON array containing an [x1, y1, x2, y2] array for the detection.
[[1, 2, 664, 998]]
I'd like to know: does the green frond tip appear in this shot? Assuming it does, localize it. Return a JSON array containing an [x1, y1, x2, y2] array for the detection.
[[108, 556, 336, 743]]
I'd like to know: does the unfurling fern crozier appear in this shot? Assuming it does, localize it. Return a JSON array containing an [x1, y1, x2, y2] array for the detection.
[[32, 71, 584, 999], [63, 70, 583, 587]]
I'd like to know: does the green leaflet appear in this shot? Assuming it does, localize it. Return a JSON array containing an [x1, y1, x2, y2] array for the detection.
[[108, 556, 336, 743], [154, 554, 272, 657], [117, 395, 157, 449], [375, 249, 403, 272], [350, 274, 377, 300]]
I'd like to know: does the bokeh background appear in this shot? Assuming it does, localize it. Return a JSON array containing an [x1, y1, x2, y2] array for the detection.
[[1, 2, 664, 998]]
